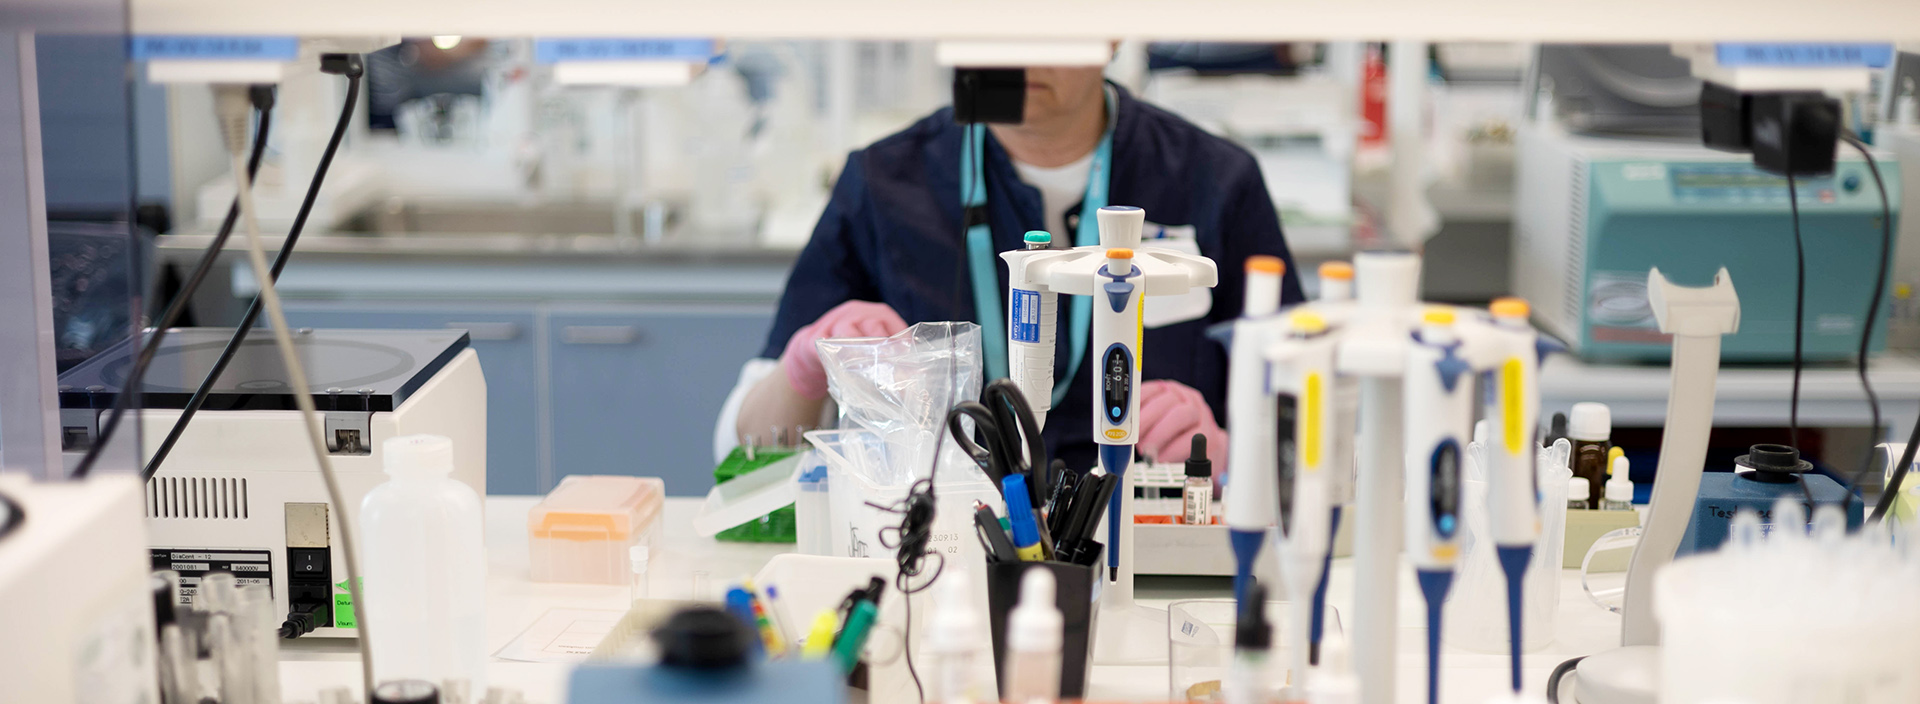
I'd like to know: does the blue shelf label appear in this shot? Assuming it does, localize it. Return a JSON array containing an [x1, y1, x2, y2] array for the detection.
[[1010, 289, 1042, 343], [131, 35, 299, 61], [534, 38, 716, 64], [1715, 43, 1894, 68]]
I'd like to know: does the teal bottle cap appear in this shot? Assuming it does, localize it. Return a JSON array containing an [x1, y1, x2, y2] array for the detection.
[[1023, 231, 1052, 244]]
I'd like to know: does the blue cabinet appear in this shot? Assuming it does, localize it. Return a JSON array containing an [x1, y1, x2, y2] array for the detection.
[[280, 303, 545, 495], [546, 306, 773, 496]]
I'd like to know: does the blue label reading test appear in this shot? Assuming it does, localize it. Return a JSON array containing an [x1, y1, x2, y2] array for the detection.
[[1010, 289, 1042, 343], [130, 35, 299, 61], [534, 38, 716, 64]]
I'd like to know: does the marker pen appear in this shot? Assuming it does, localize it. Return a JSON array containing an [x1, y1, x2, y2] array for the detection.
[[830, 597, 879, 675], [1003, 474, 1046, 562]]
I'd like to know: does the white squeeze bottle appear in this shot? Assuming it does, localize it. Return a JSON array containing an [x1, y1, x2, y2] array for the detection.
[[360, 434, 487, 691]]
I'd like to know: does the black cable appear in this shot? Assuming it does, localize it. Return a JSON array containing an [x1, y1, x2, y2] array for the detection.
[[0, 491, 23, 543], [70, 94, 274, 478], [1840, 133, 1895, 506], [1545, 655, 1584, 704], [144, 57, 364, 480], [278, 601, 325, 639], [1786, 172, 1806, 454]]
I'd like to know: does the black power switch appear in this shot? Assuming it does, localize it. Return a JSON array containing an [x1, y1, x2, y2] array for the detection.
[[287, 547, 333, 628]]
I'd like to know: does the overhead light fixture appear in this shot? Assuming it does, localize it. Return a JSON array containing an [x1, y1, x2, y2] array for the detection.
[[431, 35, 463, 50], [934, 40, 1112, 68]]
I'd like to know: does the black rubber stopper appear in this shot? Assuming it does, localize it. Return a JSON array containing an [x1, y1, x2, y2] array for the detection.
[[1185, 434, 1212, 479], [1734, 443, 1814, 484], [652, 606, 755, 669]]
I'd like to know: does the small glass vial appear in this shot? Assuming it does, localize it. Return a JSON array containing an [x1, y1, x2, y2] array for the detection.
[[1602, 456, 1634, 511], [1568, 477, 1591, 511], [629, 546, 651, 604], [1182, 434, 1213, 525]]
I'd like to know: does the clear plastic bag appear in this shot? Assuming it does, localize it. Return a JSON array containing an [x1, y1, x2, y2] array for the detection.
[[1445, 433, 1573, 653], [815, 321, 985, 487]]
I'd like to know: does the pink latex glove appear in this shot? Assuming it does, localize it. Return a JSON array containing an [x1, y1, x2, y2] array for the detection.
[[1137, 379, 1228, 478], [781, 300, 908, 400]]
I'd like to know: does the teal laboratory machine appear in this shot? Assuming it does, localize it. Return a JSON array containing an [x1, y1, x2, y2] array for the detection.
[[1514, 127, 1902, 362]]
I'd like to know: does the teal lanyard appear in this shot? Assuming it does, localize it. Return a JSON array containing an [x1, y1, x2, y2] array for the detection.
[[964, 89, 1117, 408]]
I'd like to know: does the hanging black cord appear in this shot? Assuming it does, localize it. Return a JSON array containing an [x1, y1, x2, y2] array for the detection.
[[1786, 171, 1806, 455], [71, 96, 274, 478], [1838, 133, 1895, 510], [144, 58, 364, 480], [1782, 169, 1820, 510]]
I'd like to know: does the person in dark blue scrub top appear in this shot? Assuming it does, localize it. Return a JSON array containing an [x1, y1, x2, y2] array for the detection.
[[735, 65, 1304, 476]]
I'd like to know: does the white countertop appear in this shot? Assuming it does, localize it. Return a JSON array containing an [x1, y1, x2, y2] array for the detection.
[[280, 497, 1626, 704]]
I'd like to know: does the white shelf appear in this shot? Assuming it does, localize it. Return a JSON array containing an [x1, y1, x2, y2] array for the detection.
[[1540, 353, 1920, 438]]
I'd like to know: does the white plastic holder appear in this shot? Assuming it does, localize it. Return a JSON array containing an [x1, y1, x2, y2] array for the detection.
[[1572, 267, 1738, 704], [1092, 471, 1172, 665]]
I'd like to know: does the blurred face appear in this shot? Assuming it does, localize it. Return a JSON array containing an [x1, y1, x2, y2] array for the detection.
[[1022, 67, 1106, 126]]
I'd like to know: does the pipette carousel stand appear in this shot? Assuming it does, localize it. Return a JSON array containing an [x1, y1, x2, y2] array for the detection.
[[1000, 206, 1218, 666]]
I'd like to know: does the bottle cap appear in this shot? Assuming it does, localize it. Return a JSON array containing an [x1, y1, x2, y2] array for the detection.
[[1009, 568, 1063, 651], [1184, 434, 1211, 479], [383, 434, 455, 476], [1490, 297, 1530, 319], [1606, 457, 1633, 503], [1247, 255, 1286, 275], [1422, 307, 1457, 325], [1318, 261, 1353, 281], [1023, 230, 1052, 246], [1609, 446, 1624, 464], [1568, 476, 1590, 499], [1567, 403, 1611, 442], [653, 606, 755, 669], [1235, 583, 1271, 650], [1291, 311, 1328, 334], [1106, 247, 1134, 259]]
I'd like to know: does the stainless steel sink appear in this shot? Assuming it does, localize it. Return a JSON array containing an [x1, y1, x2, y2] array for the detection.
[[341, 196, 769, 246], [343, 197, 644, 237]]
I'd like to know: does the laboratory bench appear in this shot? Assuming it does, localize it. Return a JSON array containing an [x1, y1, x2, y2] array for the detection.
[[276, 496, 1623, 704]]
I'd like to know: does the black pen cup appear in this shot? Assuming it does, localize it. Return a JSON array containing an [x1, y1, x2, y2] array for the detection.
[[986, 560, 1100, 699]]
